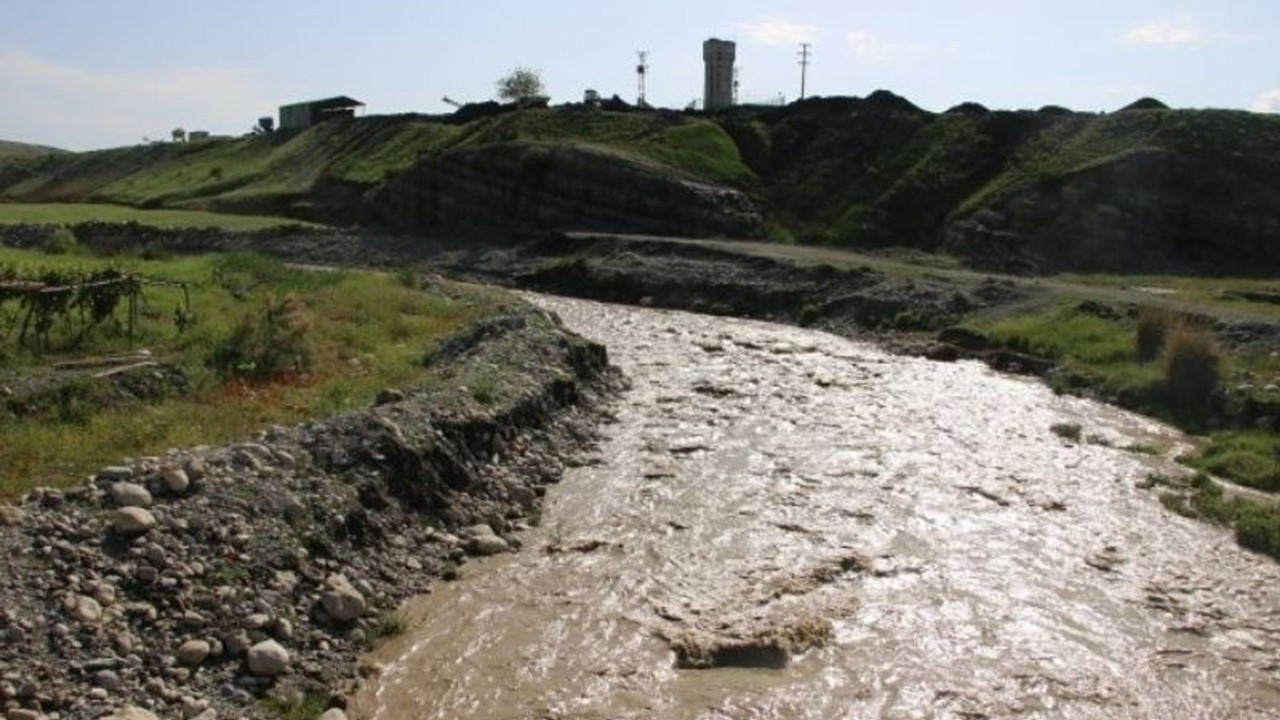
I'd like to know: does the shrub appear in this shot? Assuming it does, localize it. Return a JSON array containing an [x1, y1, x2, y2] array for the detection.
[[1136, 307, 1175, 362], [39, 227, 80, 255], [209, 294, 314, 382], [1236, 506, 1280, 559], [1050, 423, 1082, 441], [1162, 324, 1223, 423]]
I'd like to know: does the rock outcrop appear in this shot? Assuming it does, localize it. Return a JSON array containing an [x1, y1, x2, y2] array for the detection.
[[945, 148, 1280, 274], [378, 141, 763, 238]]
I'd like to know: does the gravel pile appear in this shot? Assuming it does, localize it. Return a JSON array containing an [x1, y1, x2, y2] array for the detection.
[[0, 307, 616, 720]]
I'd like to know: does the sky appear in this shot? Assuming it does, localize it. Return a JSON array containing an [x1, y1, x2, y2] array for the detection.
[[3, 0, 1278, 151]]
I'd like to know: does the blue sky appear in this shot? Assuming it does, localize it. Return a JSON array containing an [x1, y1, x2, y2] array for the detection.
[[4, 0, 1278, 150]]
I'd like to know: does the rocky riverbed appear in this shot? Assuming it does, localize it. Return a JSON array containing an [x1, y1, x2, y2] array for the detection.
[[0, 303, 618, 720]]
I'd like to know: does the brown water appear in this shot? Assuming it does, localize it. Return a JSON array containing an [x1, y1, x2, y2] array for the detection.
[[359, 296, 1280, 720]]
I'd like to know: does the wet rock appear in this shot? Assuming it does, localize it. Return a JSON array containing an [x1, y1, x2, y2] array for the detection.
[[667, 615, 834, 670], [97, 466, 135, 482], [0, 504, 24, 527], [464, 524, 509, 556], [111, 482, 153, 508], [66, 594, 103, 624], [320, 574, 367, 623], [246, 640, 290, 677], [102, 707, 160, 720], [113, 507, 157, 537], [937, 326, 991, 350], [176, 639, 211, 666], [6, 709, 43, 720], [375, 388, 406, 405], [161, 467, 190, 495]]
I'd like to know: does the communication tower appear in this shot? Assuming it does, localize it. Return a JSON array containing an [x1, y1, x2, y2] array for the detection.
[[636, 51, 649, 107]]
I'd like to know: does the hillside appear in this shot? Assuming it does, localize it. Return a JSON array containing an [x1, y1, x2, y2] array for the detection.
[[4, 96, 1280, 274], [0, 139, 67, 159]]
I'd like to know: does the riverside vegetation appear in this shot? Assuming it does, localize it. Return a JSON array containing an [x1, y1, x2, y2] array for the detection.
[[0, 234, 501, 496]]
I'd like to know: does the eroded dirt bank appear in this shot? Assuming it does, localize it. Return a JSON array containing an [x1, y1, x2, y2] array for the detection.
[[0, 300, 618, 719], [359, 294, 1280, 720]]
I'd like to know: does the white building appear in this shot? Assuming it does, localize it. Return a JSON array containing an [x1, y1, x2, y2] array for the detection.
[[703, 39, 736, 111]]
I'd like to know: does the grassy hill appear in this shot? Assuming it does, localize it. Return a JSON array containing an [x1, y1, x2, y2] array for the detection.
[[0, 139, 67, 160], [4, 97, 1279, 272]]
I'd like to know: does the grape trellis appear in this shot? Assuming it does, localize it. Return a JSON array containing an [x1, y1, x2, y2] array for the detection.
[[0, 266, 191, 352]]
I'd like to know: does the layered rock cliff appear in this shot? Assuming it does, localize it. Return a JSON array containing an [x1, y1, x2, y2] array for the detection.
[[375, 141, 763, 237]]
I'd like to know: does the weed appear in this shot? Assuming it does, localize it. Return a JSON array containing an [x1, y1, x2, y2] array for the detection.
[[1163, 325, 1223, 423], [1136, 307, 1175, 362], [259, 692, 330, 720], [1185, 430, 1280, 492], [40, 227, 81, 255], [209, 295, 314, 382], [1235, 505, 1280, 558], [1050, 423, 1083, 442], [394, 267, 420, 288], [364, 609, 406, 649], [1124, 443, 1159, 455]]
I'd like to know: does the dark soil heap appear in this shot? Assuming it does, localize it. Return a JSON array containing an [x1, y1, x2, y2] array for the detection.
[[0, 303, 618, 720]]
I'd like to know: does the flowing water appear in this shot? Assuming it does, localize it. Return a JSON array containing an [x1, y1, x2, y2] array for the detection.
[[360, 295, 1280, 720]]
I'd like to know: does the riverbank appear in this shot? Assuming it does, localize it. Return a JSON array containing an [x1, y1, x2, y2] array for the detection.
[[0, 297, 619, 719]]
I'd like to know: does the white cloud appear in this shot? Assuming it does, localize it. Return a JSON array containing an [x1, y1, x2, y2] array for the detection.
[[0, 44, 270, 149], [1253, 89, 1280, 114], [845, 31, 898, 63], [741, 16, 817, 46], [1123, 13, 1230, 47], [844, 31, 958, 64]]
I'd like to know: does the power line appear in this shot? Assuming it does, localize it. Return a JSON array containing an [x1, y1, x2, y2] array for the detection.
[[798, 43, 812, 100]]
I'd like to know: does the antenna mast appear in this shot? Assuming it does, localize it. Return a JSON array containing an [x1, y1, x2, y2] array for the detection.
[[798, 42, 812, 100], [636, 51, 649, 107]]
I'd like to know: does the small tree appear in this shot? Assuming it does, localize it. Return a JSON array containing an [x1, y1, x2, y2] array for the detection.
[[496, 67, 545, 105]]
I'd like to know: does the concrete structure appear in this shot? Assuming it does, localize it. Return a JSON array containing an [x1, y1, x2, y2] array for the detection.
[[703, 39, 736, 111], [278, 96, 365, 131]]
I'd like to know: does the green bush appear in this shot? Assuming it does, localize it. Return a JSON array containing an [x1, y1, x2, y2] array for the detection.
[[1236, 506, 1280, 558], [39, 227, 80, 255], [1162, 324, 1223, 422], [209, 294, 314, 381], [1187, 431, 1280, 492]]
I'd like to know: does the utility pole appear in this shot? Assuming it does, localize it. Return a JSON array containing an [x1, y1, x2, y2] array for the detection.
[[636, 51, 649, 107], [798, 42, 812, 100]]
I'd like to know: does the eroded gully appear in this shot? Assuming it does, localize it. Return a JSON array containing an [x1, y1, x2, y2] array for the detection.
[[357, 294, 1280, 720]]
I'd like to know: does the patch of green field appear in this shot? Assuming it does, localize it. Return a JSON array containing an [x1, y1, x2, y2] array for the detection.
[[0, 202, 312, 231], [1059, 273, 1280, 322], [1186, 431, 1280, 492], [0, 246, 502, 497], [448, 109, 755, 187], [958, 107, 1280, 215], [1160, 473, 1280, 560]]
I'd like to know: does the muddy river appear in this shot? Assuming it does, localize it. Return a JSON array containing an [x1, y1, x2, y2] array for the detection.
[[360, 295, 1280, 719]]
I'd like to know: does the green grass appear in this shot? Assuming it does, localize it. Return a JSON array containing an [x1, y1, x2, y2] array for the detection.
[[0, 202, 312, 231], [432, 108, 756, 187], [259, 693, 330, 720], [1185, 431, 1280, 492], [958, 108, 1280, 215], [1160, 473, 1280, 560], [1060, 272, 1280, 322], [978, 302, 1163, 399], [0, 247, 500, 497]]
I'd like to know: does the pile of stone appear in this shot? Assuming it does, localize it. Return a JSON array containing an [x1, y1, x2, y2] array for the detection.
[[0, 310, 614, 719]]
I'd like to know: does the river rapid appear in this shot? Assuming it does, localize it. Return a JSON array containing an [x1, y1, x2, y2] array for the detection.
[[359, 295, 1280, 720]]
